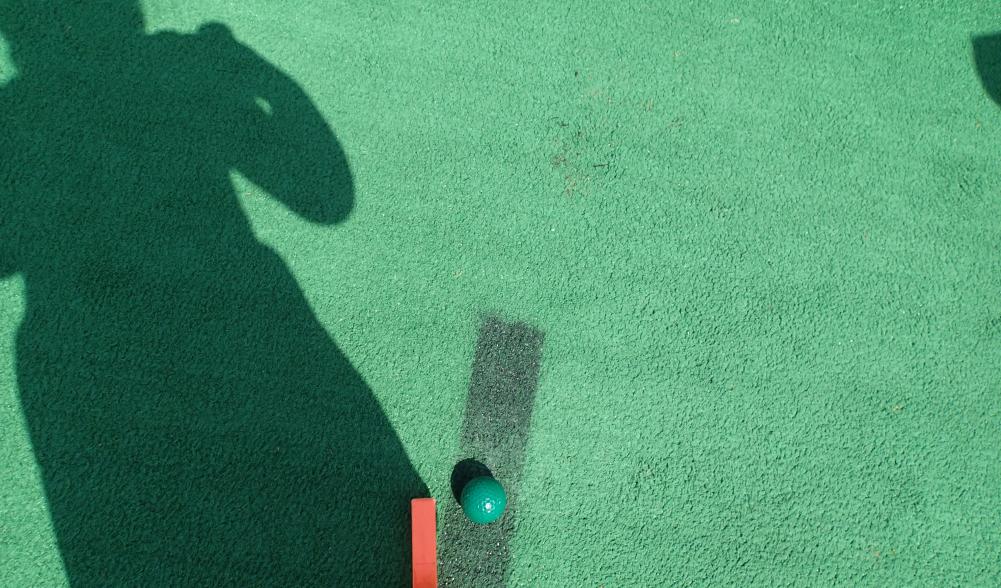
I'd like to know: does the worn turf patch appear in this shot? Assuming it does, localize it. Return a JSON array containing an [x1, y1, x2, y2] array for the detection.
[[439, 316, 544, 587]]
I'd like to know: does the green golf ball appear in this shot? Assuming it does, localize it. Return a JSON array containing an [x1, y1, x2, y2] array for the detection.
[[460, 476, 507, 525]]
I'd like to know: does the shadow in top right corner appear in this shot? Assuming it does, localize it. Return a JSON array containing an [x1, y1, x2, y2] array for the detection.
[[973, 33, 1001, 107]]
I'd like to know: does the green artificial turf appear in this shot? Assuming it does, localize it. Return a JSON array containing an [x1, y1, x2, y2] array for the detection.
[[2, 0, 1000, 585]]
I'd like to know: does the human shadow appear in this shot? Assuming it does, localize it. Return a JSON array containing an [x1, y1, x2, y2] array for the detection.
[[974, 33, 1001, 107], [0, 2, 425, 585]]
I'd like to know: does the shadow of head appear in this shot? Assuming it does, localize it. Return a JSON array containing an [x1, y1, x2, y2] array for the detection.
[[0, 0, 354, 226], [974, 33, 1001, 107], [0, 0, 144, 66]]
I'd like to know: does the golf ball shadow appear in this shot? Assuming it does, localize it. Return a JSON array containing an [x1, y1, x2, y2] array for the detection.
[[451, 459, 506, 525], [450, 458, 493, 503]]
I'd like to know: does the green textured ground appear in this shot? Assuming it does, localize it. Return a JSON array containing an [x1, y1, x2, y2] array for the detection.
[[2, 1, 1001, 585]]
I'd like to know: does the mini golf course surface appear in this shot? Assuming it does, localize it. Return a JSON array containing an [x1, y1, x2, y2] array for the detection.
[[1, 1, 1000, 586]]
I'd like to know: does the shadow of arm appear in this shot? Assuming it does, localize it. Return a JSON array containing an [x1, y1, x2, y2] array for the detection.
[[206, 24, 354, 225]]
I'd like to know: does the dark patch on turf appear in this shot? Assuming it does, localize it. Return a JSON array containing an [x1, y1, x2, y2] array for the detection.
[[439, 317, 545, 587], [974, 33, 1001, 107]]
